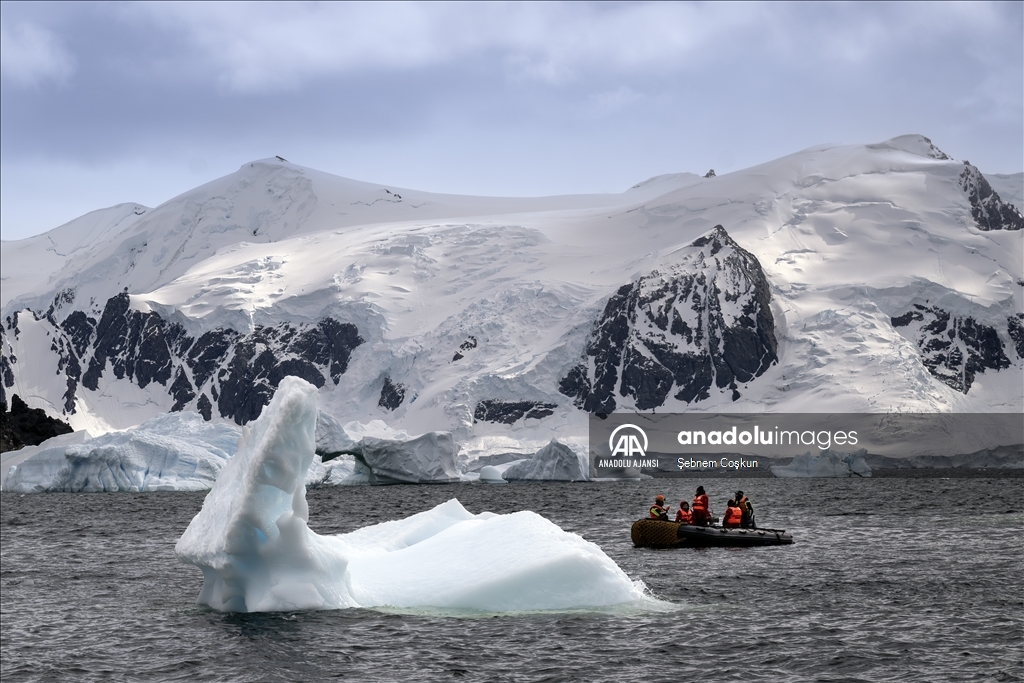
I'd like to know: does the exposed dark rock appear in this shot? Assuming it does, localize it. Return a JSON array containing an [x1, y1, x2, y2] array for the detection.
[[704, 169, 716, 178], [187, 330, 239, 389], [890, 311, 922, 328], [891, 304, 1012, 393], [474, 400, 557, 424], [1, 394, 73, 452], [918, 137, 950, 160], [378, 376, 405, 411], [58, 342, 81, 414], [81, 293, 130, 390], [959, 162, 1024, 231], [1007, 313, 1024, 359], [452, 336, 477, 362], [560, 225, 777, 412], [216, 341, 283, 426], [0, 328, 14, 409], [197, 394, 213, 421], [170, 367, 196, 412], [7, 289, 365, 426], [61, 311, 95, 357], [213, 319, 362, 424], [80, 293, 179, 391], [293, 318, 363, 383], [0, 401, 22, 452]]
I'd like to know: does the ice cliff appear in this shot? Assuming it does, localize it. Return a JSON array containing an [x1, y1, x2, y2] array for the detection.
[[2, 412, 240, 493], [771, 449, 872, 478]]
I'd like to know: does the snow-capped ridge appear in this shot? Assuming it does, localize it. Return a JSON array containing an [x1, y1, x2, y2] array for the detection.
[[867, 134, 951, 161], [2, 135, 1021, 440], [559, 224, 777, 412]]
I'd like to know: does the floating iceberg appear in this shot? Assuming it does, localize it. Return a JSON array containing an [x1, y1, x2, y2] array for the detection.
[[314, 410, 360, 456], [1, 430, 93, 492], [304, 453, 361, 487], [358, 432, 462, 484], [1, 410, 362, 492], [478, 464, 514, 484], [2, 412, 241, 493], [503, 440, 589, 482], [771, 448, 872, 478], [315, 412, 460, 483], [175, 377, 646, 612]]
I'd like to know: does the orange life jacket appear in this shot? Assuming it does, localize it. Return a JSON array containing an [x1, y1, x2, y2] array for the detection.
[[649, 505, 667, 520], [675, 508, 692, 524], [692, 494, 709, 513], [723, 506, 742, 527]]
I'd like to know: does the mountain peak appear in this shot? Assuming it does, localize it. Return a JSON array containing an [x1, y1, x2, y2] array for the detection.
[[871, 134, 951, 160]]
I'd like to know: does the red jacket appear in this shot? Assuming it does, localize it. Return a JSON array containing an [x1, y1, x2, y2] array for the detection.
[[722, 506, 742, 527], [675, 508, 693, 523], [692, 494, 709, 513]]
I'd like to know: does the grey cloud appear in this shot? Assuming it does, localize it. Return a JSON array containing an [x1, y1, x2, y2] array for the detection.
[[0, 20, 75, 85], [0, 1, 1021, 240]]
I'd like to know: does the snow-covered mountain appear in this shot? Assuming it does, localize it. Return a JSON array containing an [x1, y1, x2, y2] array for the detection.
[[2, 135, 1022, 454]]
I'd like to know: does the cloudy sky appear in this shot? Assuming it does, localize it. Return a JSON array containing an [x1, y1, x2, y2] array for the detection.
[[2, 1, 1021, 240]]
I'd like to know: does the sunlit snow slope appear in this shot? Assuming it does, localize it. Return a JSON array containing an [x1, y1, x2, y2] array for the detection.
[[2, 136, 1021, 450]]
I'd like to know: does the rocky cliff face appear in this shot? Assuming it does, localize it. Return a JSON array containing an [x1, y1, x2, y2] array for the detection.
[[959, 162, 1024, 231], [1, 394, 73, 452], [891, 304, 1013, 393], [559, 225, 777, 413], [1, 293, 363, 425]]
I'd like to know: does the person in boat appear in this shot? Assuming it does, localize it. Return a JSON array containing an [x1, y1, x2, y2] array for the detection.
[[675, 500, 693, 524], [649, 494, 670, 521], [691, 486, 712, 526], [722, 499, 743, 528], [735, 490, 756, 529]]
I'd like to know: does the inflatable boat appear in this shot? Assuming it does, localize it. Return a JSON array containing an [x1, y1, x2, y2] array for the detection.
[[630, 519, 793, 548]]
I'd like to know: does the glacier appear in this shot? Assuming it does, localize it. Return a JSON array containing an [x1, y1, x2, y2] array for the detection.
[[1, 134, 1021, 467], [175, 377, 647, 612], [2, 412, 241, 493], [771, 449, 872, 478]]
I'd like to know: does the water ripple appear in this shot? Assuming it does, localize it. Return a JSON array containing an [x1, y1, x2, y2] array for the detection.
[[2, 479, 1022, 682]]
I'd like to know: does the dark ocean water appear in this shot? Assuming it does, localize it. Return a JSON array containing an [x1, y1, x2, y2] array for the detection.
[[2, 478, 1022, 683]]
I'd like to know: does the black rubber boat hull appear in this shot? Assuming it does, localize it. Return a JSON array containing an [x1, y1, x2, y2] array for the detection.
[[631, 519, 793, 548]]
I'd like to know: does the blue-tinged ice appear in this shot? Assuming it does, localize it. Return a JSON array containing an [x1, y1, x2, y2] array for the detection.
[[175, 377, 646, 613], [2, 412, 241, 493]]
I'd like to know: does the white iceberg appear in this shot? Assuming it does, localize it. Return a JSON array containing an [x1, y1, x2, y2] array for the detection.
[[771, 448, 872, 478], [357, 431, 462, 484], [2, 412, 241, 493], [1, 430, 93, 491], [304, 453, 361, 487], [314, 410, 359, 456], [315, 412, 460, 484], [503, 439, 589, 482], [478, 463, 516, 484], [175, 376, 646, 612]]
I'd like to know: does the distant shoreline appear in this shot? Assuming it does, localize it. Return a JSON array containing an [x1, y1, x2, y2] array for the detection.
[[649, 468, 1024, 479]]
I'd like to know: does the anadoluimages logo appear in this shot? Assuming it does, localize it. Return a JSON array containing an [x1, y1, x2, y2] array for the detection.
[[608, 424, 648, 457]]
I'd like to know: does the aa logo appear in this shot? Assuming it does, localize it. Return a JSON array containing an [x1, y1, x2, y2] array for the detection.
[[609, 424, 648, 457]]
